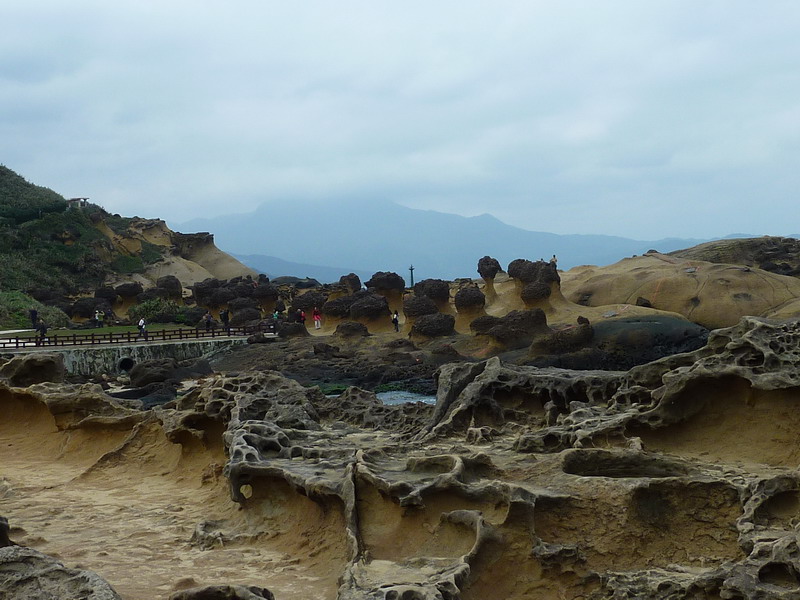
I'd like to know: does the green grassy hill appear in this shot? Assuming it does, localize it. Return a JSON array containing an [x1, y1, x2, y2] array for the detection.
[[0, 166, 164, 296]]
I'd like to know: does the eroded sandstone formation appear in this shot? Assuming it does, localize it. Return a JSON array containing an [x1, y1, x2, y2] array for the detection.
[[3, 316, 800, 599]]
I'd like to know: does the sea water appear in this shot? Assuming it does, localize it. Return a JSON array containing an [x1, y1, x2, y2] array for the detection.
[[376, 391, 436, 405]]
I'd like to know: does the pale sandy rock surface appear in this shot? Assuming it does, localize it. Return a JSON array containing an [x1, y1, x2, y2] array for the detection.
[[560, 252, 800, 329], [2, 316, 800, 598]]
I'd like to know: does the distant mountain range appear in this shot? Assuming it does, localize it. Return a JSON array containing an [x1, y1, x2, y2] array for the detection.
[[174, 198, 740, 283]]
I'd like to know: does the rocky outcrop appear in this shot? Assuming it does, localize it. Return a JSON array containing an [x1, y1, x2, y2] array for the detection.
[[409, 313, 456, 338], [365, 271, 405, 293], [0, 545, 122, 600], [560, 253, 800, 329], [169, 586, 275, 600], [402, 295, 439, 318], [454, 286, 485, 312], [470, 309, 551, 349], [0, 353, 66, 386], [413, 279, 450, 303]]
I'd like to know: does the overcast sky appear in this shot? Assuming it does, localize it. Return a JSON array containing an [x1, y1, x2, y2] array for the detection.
[[2, 1, 799, 240]]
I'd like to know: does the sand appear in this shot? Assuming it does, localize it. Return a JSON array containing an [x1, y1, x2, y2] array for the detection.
[[0, 395, 341, 600]]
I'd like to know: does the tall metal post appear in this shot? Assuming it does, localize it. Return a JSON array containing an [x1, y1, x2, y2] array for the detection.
[[409, 265, 415, 287]]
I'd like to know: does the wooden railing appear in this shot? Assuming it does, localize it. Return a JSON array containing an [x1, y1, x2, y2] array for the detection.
[[0, 323, 277, 350]]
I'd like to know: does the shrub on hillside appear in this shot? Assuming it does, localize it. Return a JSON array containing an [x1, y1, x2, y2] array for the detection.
[[0, 291, 70, 329]]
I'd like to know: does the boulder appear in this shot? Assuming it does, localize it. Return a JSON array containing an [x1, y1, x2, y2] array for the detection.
[[365, 271, 405, 292], [114, 282, 144, 298], [454, 286, 486, 311], [477, 256, 503, 280], [290, 290, 328, 313], [0, 546, 122, 600], [0, 353, 66, 386], [209, 288, 236, 307], [169, 585, 275, 600], [229, 307, 261, 327], [156, 275, 183, 297], [410, 313, 456, 337], [334, 321, 370, 337], [94, 286, 118, 303], [340, 273, 362, 294], [413, 279, 450, 303], [507, 258, 560, 285], [278, 322, 310, 338], [403, 295, 439, 318], [470, 309, 550, 349], [229, 297, 258, 312], [251, 283, 279, 303], [191, 278, 222, 306], [349, 293, 390, 320]]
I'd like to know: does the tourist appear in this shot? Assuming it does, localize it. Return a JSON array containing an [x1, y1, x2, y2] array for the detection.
[[299, 309, 306, 326], [29, 307, 38, 329], [94, 309, 104, 328], [312, 307, 322, 329], [220, 308, 231, 333], [137, 317, 148, 341], [203, 311, 213, 332], [391, 310, 400, 332], [35, 318, 48, 346]]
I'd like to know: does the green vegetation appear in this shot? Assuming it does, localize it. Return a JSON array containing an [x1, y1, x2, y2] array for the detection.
[[127, 298, 203, 325], [0, 291, 70, 329], [0, 165, 168, 296]]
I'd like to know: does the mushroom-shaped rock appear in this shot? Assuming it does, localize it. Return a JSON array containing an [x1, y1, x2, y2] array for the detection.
[[403, 295, 439, 318], [229, 307, 261, 326], [365, 271, 405, 292], [290, 290, 328, 313], [521, 281, 552, 305], [209, 287, 236, 308], [229, 297, 258, 312], [191, 278, 222, 306], [413, 279, 450, 303], [470, 309, 551, 349], [410, 313, 456, 337], [350, 293, 389, 320], [334, 321, 370, 337], [156, 275, 183, 297], [252, 283, 279, 303], [507, 258, 560, 285], [115, 282, 144, 299], [477, 256, 503, 280], [70, 297, 106, 319], [94, 286, 118, 303], [340, 273, 362, 294], [454, 286, 486, 312]]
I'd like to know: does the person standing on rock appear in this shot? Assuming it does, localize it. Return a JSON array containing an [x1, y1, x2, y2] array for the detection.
[[392, 310, 400, 332], [137, 317, 148, 341], [312, 307, 322, 329]]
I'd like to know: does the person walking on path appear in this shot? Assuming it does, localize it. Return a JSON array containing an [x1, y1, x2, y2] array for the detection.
[[391, 310, 400, 332], [29, 308, 38, 330], [137, 317, 148, 341], [35, 319, 48, 346], [220, 309, 231, 334], [203, 311, 213, 332], [312, 307, 322, 329]]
